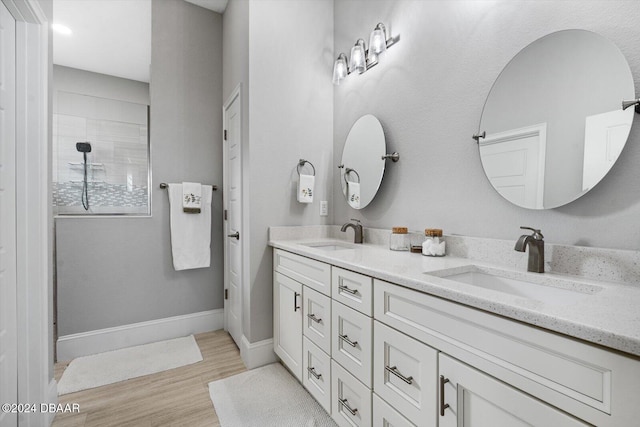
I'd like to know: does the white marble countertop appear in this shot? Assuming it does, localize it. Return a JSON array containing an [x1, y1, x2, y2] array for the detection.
[[269, 235, 640, 358]]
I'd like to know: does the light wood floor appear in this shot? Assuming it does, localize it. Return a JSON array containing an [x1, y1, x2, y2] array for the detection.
[[52, 330, 246, 427]]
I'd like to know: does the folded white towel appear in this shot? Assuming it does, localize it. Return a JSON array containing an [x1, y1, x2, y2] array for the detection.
[[182, 182, 202, 213], [168, 184, 212, 271], [347, 182, 360, 209], [297, 174, 314, 203]]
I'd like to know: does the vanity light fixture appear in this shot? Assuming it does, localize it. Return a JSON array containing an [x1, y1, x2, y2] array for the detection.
[[332, 22, 399, 85]]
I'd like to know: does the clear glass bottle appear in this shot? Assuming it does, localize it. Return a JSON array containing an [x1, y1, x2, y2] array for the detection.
[[410, 231, 424, 253], [422, 228, 446, 256], [389, 227, 410, 251]]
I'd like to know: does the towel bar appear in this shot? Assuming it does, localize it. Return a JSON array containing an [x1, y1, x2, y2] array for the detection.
[[159, 182, 218, 191], [297, 159, 316, 176]]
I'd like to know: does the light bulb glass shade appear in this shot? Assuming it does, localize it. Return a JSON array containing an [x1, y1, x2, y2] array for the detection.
[[332, 55, 348, 85], [349, 42, 366, 74], [369, 28, 387, 56]]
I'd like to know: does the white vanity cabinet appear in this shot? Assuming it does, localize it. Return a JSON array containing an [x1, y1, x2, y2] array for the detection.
[[273, 249, 331, 382], [272, 247, 640, 426]]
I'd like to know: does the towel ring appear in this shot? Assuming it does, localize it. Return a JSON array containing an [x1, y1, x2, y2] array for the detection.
[[297, 159, 316, 176], [343, 167, 360, 185]]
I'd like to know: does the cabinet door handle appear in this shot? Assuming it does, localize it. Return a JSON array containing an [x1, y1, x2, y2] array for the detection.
[[294, 292, 301, 312], [307, 313, 322, 323], [338, 284, 358, 295], [338, 398, 358, 416], [440, 375, 450, 416], [385, 365, 413, 385], [307, 366, 322, 379], [339, 334, 358, 347]]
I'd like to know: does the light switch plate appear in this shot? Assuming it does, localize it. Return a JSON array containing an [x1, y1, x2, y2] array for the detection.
[[320, 200, 328, 216]]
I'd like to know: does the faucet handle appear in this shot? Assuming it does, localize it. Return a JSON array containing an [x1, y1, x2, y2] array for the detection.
[[520, 226, 543, 239], [350, 218, 361, 224]]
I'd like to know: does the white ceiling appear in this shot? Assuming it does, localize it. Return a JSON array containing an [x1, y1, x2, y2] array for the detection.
[[53, 0, 228, 83], [184, 0, 228, 13]]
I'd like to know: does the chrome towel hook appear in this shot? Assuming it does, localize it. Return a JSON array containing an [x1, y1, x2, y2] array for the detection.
[[297, 159, 316, 176]]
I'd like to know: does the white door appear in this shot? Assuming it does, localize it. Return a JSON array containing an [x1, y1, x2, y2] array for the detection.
[[0, 2, 17, 426], [480, 123, 546, 209], [439, 354, 588, 427], [582, 109, 632, 191], [223, 87, 242, 347]]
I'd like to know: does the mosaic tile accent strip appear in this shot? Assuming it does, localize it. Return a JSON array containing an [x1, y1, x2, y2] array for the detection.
[[53, 181, 148, 212]]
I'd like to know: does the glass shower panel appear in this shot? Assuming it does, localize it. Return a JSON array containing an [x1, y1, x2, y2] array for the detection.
[[53, 91, 150, 215]]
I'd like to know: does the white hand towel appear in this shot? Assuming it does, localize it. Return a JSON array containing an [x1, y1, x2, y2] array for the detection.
[[297, 174, 314, 203], [347, 182, 361, 209], [182, 182, 202, 213], [168, 183, 212, 271]]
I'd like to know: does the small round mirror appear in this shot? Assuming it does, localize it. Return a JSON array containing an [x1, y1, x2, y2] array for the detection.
[[478, 30, 635, 209], [340, 114, 386, 209]]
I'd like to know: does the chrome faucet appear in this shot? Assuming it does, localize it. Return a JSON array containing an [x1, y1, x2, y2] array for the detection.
[[514, 226, 545, 273], [341, 219, 363, 244]]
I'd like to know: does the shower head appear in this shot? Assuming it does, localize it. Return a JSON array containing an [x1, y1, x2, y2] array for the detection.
[[76, 142, 92, 153]]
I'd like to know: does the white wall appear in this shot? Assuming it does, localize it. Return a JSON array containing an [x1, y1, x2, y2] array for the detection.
[[56, 0, 224, 336], [333, 0, 640, 251]]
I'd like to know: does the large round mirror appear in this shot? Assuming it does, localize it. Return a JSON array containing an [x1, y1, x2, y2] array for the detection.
[[478, 30, 635, 209], [340, 114, 386, 209]]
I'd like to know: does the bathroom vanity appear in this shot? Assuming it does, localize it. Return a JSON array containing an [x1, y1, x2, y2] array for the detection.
[[270, 228, 640, 427]]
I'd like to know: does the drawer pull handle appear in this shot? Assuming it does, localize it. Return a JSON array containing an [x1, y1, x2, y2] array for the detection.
[[294, 292, 301, 312], [338, 398, 358, 416], [385, 365, 413, 385], [339, 334, 358, 347], [307, 313, 322, 323], [307, 367, 322, 379], [439, 375, 450, 416], [338, 284, 359, 295]]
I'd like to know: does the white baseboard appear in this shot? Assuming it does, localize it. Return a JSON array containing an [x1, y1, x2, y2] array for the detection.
[[240, 335, 277, 369], [57, 309, 224, 361]]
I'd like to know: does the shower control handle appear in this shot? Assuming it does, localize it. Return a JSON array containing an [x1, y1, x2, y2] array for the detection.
[[227, 231, 240, 240]]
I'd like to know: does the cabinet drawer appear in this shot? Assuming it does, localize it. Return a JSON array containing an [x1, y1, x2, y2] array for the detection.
[[372, 393, 416, 427], [274, 249, 331, 296], [331, 359, 372, 427], [332, 267, 373, 316], [373, 321, 438, 427], [303, 336, 331, 414], [303, 286, 331, 355], [332, 301, 373, 387], [373, 279, 617, 422], [439, 353, 589, 427]]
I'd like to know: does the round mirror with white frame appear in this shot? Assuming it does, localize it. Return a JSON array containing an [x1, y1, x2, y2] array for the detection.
[[477, 29, 635, 210], [340, 114, 386, 209]]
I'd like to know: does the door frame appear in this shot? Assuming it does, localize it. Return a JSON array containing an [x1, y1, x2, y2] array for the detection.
[[222, 83, 243, 343], [2, 0, 54, 424]]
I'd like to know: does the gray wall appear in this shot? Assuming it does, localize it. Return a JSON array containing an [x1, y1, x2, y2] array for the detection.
[[247, 0, 334, 342], [333, 0, 640, 251], [221, 0, 334, 343], [56, 0, 223, 336]]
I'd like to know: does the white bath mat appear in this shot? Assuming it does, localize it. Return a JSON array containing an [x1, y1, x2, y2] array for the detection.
[[57, 335, 203, 395], [208, 363, 336, 427]]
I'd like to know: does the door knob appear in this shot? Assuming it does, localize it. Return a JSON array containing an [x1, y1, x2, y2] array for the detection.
[[227, 231, 240, 240]]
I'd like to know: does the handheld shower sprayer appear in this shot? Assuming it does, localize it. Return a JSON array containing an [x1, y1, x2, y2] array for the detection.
[[76, 142, 92, 210]]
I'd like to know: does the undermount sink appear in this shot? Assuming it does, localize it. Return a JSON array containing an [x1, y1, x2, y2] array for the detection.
[[303, 241, 356, 251], [425, 265, 602, 306]]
